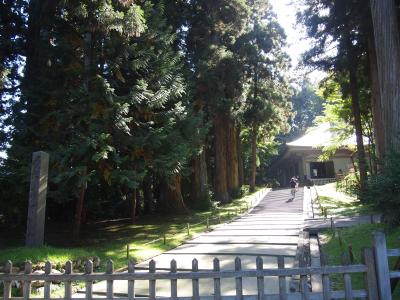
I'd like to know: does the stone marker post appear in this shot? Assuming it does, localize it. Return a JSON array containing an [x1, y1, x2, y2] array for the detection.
[[26, 151, 49, 247]]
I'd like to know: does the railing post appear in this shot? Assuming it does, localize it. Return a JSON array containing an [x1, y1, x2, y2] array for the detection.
[[107, 260, 114, 300], [64, 261, 72, 300], [299, 253, 310, 299], [170, 260, 178, 300], [321, 252, 331, 300], [44, 261, 52, 300], [340, 253, 353, 300], [85, 260, 93, 300], [278, 256, 287, 300], [23, 261, 32, 300], [128, 260, 135, 300], [149, 260, 156, 300], [213, 258, 221, 300], [361, 247, 379, 300], [235, 257, 243, 300], [192, 259, 200, 300], [373, 232, 392, 300], [256, 256, 264, 300], [4, 261, 12, 300]]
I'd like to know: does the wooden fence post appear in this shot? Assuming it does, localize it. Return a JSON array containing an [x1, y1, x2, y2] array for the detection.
[[373, 232, 392, 300], [213, 258, 221, 300], [4, 261, 12, 300], [192, 259, 200, 300], [187, 223, 190, 236], [64, 261, 72, 300], [107, 260, 114, 300], [256, 257, 264, 300], [23, 261, 32, 300], [128, 260, 135, 300], [44, 261, 52, 300], [320, 252, 331, 300], [299, 253, 310, 299], [340, 253, 353, 300], [149, 260, 156, 300], [278, 256, 287, 300], [85, 260, 93, 300], [235, 257, 243, 300], [361, 247, 379, 300], [171, 260, 177, 300]]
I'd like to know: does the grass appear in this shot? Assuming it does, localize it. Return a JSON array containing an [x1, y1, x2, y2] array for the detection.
[[315, 183, 400, 296], [0, 187, 265, 271], [314, 183, 374, 217], [320, 223, 400, 296]]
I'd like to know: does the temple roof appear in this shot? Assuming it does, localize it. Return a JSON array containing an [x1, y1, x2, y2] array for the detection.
[[287, 123, 362, 149]]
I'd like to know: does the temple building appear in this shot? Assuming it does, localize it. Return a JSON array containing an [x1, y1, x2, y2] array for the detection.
[[268, 123, 363, 186]]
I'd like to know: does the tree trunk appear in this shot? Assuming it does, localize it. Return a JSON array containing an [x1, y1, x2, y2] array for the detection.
[[368, 35, 385, 164], [23, 0, 58, 145], [370, 0, 400, 154], [143, 173, 153, 214], [214, 114, 230, 203], [237, 126, 244, 187], [227, 120, 240, 197], [73, 167, 87, 241], [191, 148, 210, 209], [350, 153, 360, 183], [349, 67, 368, 194], [162, 174, 188, 214], [250, 124, 258, 193], [130, 189, 137, 224]]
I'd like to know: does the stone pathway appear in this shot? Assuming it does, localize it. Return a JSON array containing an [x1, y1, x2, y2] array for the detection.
[[87, 188, 305, 297]]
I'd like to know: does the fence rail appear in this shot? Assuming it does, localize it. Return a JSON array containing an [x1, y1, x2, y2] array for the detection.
[[1, 229, 398, 300], [0, 251, 377, 300]]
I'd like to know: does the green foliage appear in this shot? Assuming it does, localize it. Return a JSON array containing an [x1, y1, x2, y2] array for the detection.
[[336, 173, 360, 198], [0, 0, 292, 228], [0, 0, 204, 224], [365, 153, 400, 225], [289, 80, 324, 139]]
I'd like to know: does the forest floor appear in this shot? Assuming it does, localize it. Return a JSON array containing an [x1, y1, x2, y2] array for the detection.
[[315, 183, 400, 296], [0, 187, 264, 272]]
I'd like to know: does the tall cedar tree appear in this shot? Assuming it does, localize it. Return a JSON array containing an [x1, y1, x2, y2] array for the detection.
[[370, 0, 400, 155], [2, 0, 201, 236], [299, 0, 372, 193], [236, 0, 291, 192], [186, 0, 249, 203]]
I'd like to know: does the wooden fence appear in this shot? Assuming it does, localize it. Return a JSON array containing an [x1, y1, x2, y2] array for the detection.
[[0, 234, 398, 300], [0, 232, 400, 300]]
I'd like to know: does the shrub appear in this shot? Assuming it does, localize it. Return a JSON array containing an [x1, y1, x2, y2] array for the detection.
[[365, 153, 400, 225], [336, 173, 359, 197]]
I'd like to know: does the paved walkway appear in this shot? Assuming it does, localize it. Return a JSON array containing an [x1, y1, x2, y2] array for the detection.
[[89, 188, 305, 297]]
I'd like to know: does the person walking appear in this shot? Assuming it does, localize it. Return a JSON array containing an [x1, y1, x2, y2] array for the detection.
[[290, 176, 297, 199]]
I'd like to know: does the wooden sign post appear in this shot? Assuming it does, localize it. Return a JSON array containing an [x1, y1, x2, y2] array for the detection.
[[25, 151, 49, 247]]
